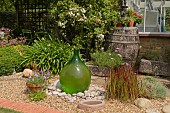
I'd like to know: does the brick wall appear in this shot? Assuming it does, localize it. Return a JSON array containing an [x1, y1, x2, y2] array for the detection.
[[138, 36, 170, 63]]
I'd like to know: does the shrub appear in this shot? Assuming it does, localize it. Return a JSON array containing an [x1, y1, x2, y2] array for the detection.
[[22, 38, 73, 74], [50, 0, 120, 52], [0, 45, 24, 75], [91, 48, 122, 68], [141, 76, 169, 99], [106, 65, 142, 101]]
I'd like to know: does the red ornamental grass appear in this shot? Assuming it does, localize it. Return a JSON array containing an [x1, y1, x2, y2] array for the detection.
[[106, 65, 142, 101]]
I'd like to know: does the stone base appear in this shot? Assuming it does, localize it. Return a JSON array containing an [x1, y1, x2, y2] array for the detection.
[[87, 65, 110, 77], [139, 59, 170, 76]]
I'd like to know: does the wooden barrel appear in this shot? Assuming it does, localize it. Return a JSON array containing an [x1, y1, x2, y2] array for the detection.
[[106, 27, 140, 66]]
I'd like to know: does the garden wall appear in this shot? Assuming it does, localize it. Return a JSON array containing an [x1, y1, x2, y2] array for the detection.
[[138, 36, 170, 63]]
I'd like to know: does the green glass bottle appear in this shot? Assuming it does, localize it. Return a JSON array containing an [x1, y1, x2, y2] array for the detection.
[[59, 48, 91, 94]]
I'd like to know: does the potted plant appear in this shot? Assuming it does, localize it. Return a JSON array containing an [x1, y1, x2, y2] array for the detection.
[[26, 70, 50, 92], [89, 48, 123, 77], [126, 9, 143, 27]]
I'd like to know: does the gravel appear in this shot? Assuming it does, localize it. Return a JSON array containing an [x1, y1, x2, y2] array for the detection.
[[0, 73, 170, 113]]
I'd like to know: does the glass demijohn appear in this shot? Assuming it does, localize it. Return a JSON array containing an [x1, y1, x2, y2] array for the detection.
[[59, 48, 91, 94]]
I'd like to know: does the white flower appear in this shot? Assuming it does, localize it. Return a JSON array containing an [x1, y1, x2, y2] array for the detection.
[[101, 47, 104, 51], [58, 21, 62, 27], [76, 13, 80, 16], [83, 14, 87, 20], [58, 21, 66, 28], [97, 34, 104, 39], [68, 11, 75, 17], [89, 4, 92, 8], [111, 58, 115, 60], [117, 54, 122, 58], [69, 8, 78, 12], [78, 18, 84, 22], [0, 31, 5, 39], [80, 8, 86, 13]]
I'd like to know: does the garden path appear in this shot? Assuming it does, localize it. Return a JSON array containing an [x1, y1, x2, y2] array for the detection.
[[0, 98, 64, 113]]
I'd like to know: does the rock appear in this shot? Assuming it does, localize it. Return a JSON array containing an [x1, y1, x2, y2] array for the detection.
[[58, 92, 66, 97], [97, 96, 105, 100], [22, 69, 34, 77], [139, 59, 153, 74], [65, 94, 72, 100], [46, 92, 52, 95], [72, 93, 77, 96], [87, 65, 110, 77], [56, 88, 62, 92], [46, 89, 52, 95], [52, 91, 59, 95], [146, 109, 160, 113], [53, 79, 61, 89], [90, 94, 95, 98], [162, 104, 170, 113], [134, 98, 152, 109], [47, 86, 56, 90], [91, 91, 97, 96], [139, 59, 170, 76], [77, 92, 84, 97], [84, 91, 91, 97]]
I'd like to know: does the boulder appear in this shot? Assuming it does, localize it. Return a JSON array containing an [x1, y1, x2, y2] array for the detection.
[[162, 104, 170, 113], [134, 98, 152, 109], [139, 59, 170, 76], [22, 69, 34, 77], [87, 65, 110, 77]]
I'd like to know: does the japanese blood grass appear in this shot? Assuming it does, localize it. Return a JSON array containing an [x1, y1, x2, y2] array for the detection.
[[106, 65, 143, 101]]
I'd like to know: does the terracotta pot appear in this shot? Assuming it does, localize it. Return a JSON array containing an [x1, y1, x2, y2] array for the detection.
[[26, 82, 43, 92], [129, 20, 134, 27]]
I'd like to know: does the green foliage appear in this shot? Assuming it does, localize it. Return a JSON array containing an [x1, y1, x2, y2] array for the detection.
[[22, 38, 73, 74], [141, 76, 169, 99], [29, 90, 47, 101], [0, 11, 16, 29], [0, 0, 15, 12], [0, 45, 24, 75], [91, 49, 122, 67], [50, 0, 120, 51], [143, 51, 160, 61], [106, 65, 142, 101], [0, 107, 21, 113]]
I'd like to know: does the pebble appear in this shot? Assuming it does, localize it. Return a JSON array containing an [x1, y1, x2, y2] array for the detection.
[[52, 91, 59, 95], [58, 92, 66, 97], [77, 92, 84, 97], [146, 109, 160, 113], [48, 86, 56, 90], [56, 88, 62, 92], [47, 80, 106, 102]]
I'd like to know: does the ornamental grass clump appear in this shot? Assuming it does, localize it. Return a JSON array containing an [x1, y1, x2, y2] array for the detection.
[[106, 65, 142, 101], [141, 76, 169, 99]]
